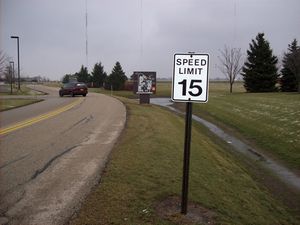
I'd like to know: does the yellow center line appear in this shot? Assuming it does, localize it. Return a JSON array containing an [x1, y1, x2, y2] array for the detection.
[[0, 98, 83, 136]]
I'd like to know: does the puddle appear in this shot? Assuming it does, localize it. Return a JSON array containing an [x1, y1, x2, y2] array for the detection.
[[150, 98, 300, 191]]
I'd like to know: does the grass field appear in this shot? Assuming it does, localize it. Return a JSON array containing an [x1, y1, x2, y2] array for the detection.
[[0, 98, 43, 111], [90, 81, 300, 170], [0, 84, 47, 96], [70, 98, 298, 225], [0, 84, 44, 111], [190, 82, 300, 170]]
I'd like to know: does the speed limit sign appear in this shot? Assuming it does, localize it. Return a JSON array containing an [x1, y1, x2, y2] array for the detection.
[[172, 53, 209, 103]]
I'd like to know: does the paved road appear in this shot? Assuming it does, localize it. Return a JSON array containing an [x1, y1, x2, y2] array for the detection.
[[0, 85, 76, 127], [0, 85, 126, 225]]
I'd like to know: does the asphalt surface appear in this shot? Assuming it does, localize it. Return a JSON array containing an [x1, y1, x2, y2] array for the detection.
[[1, 85, 75, 127], [0, 85, 126, 225]]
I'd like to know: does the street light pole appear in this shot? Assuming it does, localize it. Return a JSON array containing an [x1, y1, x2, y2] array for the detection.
[[11, 36, 20, 90]]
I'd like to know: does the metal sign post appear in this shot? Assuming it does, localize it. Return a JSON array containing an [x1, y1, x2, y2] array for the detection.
[[181, 101, 193, 214], [171, 52, 209, 215]]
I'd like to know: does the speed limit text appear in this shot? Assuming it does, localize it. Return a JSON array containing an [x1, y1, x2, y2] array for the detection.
[[176, 58, 207, 75]]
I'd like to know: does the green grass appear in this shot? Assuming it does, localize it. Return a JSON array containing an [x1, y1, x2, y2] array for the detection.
[[90, 80, 300, 169], [70, 98, 298, 225], [0, 98, 43, 111], [190, 82, 300, 170], [0, 84, 45, 96], [155, 81, 172, 97], [0, 85, 19, 96], [42, 81, 62, 88]]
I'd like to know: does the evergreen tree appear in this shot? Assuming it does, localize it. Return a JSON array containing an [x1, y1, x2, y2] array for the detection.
[[62, 74, 78, 83], [77, 65, 90, 83], [91, 62, 107, 87], [62, 74, 70, 83], [242, 33, 278, 92], [105, 62, 127, 90], [281, 39, 299, 92]]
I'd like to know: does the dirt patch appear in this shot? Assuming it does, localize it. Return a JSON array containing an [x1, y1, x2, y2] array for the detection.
[[155, 196, 215, 225]]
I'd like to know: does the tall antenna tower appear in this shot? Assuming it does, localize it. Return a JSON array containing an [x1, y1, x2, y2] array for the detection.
[[140, 0, 143, 69], [85, 0, 88, 69], [233, 0, 237, 44]]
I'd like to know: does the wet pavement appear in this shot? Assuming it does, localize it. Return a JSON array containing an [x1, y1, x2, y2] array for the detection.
[[150, 97, 300, 191]]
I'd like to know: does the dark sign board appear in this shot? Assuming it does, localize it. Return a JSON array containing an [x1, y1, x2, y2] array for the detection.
[[132, 71, 156, 94]]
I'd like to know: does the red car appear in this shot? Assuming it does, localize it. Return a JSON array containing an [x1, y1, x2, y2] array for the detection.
[[59, 82, 88, 97]]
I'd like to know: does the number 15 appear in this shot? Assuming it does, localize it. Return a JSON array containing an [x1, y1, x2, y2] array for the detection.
[[178, 79, 202, 96]]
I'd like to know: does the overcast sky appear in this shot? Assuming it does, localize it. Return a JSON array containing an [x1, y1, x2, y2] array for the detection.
[[1, 0, 300, 80]]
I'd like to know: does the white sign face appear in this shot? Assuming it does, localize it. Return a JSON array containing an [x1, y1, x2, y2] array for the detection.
[[172, 53, 209, 103]]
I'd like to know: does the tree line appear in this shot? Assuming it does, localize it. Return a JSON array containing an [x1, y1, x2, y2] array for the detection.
[[62, 61, 127, 90], [218, 33, 300, 93]]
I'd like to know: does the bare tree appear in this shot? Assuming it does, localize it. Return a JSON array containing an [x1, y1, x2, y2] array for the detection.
[[218, 46, 243, 93], [4, 65, 12, 83], [0, 50, 8, 76]]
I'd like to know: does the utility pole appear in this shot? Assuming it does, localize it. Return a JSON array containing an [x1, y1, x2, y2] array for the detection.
[[85, 0, 88, 69]]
